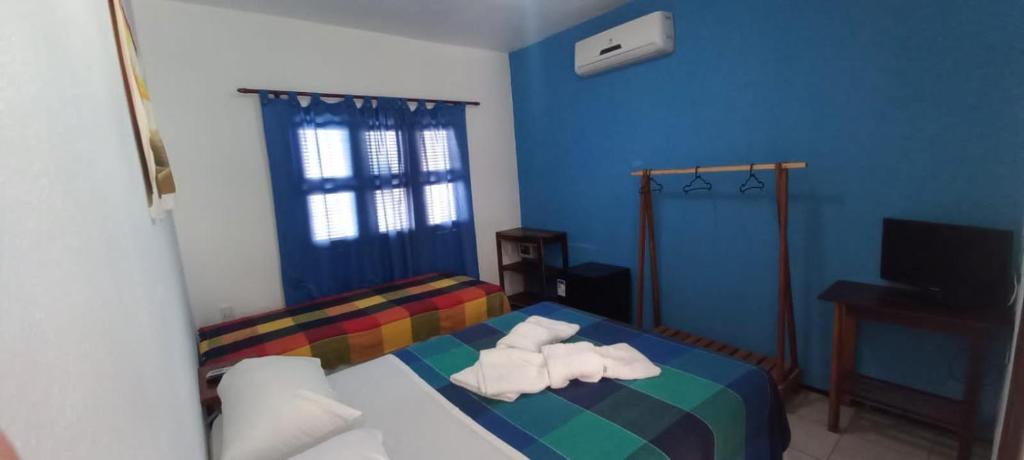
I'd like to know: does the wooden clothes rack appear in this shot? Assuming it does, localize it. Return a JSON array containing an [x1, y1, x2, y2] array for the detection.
[[634, 161, 806, 394]]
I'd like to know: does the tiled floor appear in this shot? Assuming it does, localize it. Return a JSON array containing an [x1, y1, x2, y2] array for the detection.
[[784, 391, 993, 460]]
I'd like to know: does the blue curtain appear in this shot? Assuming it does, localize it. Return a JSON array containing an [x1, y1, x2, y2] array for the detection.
[[259, 92, 478, 305]]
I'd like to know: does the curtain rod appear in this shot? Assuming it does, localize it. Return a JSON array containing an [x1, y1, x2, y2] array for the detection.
[[236, 87, 480, 106], [630, 161, 807, 176]]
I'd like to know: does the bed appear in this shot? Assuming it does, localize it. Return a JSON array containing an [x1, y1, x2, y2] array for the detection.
[[211, 302, 790, 460], [197, 273, 510, 370]]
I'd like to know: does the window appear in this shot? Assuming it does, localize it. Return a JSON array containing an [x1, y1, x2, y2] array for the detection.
[[365, 129, 402, 175], [420, 128, 451, 172], [424, 183, 457, 225], [420, 128, 458, 226], [374, 188, 411, 233], [365, 129, 412, 233], [300, 126, 358, 243], [298, 125, 458, 241], [299, 127, 352, 179], [307, 192, 358, 242]]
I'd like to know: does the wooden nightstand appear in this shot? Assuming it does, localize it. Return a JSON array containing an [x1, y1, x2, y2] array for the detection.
[[495, 228, 569, 309], [198, 360, 237, 415]]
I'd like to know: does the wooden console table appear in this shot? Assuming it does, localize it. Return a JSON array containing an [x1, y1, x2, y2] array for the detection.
[[819, 280, 1008, 460]]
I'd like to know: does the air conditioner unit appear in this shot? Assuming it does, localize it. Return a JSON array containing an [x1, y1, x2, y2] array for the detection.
[[574, 11, 674, 77]]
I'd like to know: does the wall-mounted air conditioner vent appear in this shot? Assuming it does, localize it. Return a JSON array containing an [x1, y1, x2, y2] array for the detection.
[[574, 11, 675, 77]]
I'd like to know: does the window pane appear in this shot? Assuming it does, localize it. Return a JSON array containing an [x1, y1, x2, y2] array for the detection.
[[424, 182, 458, 226], [307, 192, 358, 243], [299, 127, 352, 180], [420, 128, 451, 172], [374, 188, 411, 233], [365, 129, 402, 175]]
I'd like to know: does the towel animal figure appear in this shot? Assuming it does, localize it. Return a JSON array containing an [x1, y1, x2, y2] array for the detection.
[[495, 316, 580, 352], [451, 316, 662, 401], [450, 347, 549, 402], [541, 342, 604, 389]]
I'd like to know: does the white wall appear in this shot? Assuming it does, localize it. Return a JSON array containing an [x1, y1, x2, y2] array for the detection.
[[0, 2, 206, 459], [131, 0, 522, 326]]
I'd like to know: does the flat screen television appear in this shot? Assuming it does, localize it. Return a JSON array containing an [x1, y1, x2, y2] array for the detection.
[[880, 218, 1014, 309]]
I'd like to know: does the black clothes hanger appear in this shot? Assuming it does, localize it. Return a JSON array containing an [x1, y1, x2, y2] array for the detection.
[[650, 176, 664, 193], [740, 164, 765, 193], [683, 166, 712, 194], [639, 170, 664, 193]]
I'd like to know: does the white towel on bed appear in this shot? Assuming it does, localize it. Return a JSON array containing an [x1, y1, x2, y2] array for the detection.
[[596, 343, 662, 380], [496, 316, 580, 352], [541, 342, 605, 389], [450, 348, 550, 402], [450, 317, 660, 401]]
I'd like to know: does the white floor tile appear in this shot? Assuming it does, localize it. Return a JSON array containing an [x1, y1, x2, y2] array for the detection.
[[785, 395, 994, 460], [827, 409, 932, 460], [835, 409, 933, 454], [786, 390, 856, 431], [787, 415, 840, 460], [926, 440, 993, 460], [830, 435, 928, 460], [784, 449, 818, 460]]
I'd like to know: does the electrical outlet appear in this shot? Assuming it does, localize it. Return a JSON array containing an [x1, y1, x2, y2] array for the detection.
[[220, 305, 236, 321]]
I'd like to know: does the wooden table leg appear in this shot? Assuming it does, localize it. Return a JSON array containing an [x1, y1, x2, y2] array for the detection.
[[538, 239, 547, 298], [956, 334, 984, 460], [828, 302, 845, 433], [840, 313, 857, 406], [496, 237, 505, 290]]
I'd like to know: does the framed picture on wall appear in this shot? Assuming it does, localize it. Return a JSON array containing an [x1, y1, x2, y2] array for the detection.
[[108, 0, 176, 218]]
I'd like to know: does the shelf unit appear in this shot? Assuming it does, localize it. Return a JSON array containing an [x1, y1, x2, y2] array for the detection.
[[495, 228, 568, 309]]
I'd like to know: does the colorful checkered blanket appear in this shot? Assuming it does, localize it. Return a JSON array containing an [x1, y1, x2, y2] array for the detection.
[[198, 273, 510, 369], [394, 303, 790, 460]]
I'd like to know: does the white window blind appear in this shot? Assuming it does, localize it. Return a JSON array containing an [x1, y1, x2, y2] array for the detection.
[[307, 192, 358, 242], [420, 128, 451, 172], [424, 183, 458, 225], [365, 129, 402, 175], [374, 188, 411, 233], [299, 127, 352, 180]]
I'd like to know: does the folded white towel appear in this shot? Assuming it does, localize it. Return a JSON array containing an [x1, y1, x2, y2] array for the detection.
[[451, 317, 660, 401], [451, 362, 514, 401], [450, 363, 507, 400], [525, 316, 581, 338], [450, 348, 550, 402], [541, 342, 605, 389], [596, 343, 662, 380], [479, 348, 550, 397], [496, 316, 581, 352]]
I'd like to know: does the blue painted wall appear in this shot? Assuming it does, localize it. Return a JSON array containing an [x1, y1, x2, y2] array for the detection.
[[510, 0, 1023, 430]]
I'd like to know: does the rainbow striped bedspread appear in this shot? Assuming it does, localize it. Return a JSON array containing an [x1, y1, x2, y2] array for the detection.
[[394, 303, 790, 460], [198, 273, 510, 369]]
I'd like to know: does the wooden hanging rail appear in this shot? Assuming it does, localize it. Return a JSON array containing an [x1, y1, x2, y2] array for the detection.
[[630, 161, 806, 176], [236, 87, 481, 106]]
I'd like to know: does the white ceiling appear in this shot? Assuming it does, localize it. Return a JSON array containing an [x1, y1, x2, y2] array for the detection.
[[171, 0, 628, 52]]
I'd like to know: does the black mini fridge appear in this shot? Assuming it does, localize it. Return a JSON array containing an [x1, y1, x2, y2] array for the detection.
[[556, 262, 631, 323]]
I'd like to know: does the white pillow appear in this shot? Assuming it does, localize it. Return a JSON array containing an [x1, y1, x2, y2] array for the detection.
[[218, 356, 363, 460], [289, 429, 390, 460]]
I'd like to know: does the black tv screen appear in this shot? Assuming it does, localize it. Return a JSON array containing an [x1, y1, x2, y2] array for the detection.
[[880, 218, 1014, 308]]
